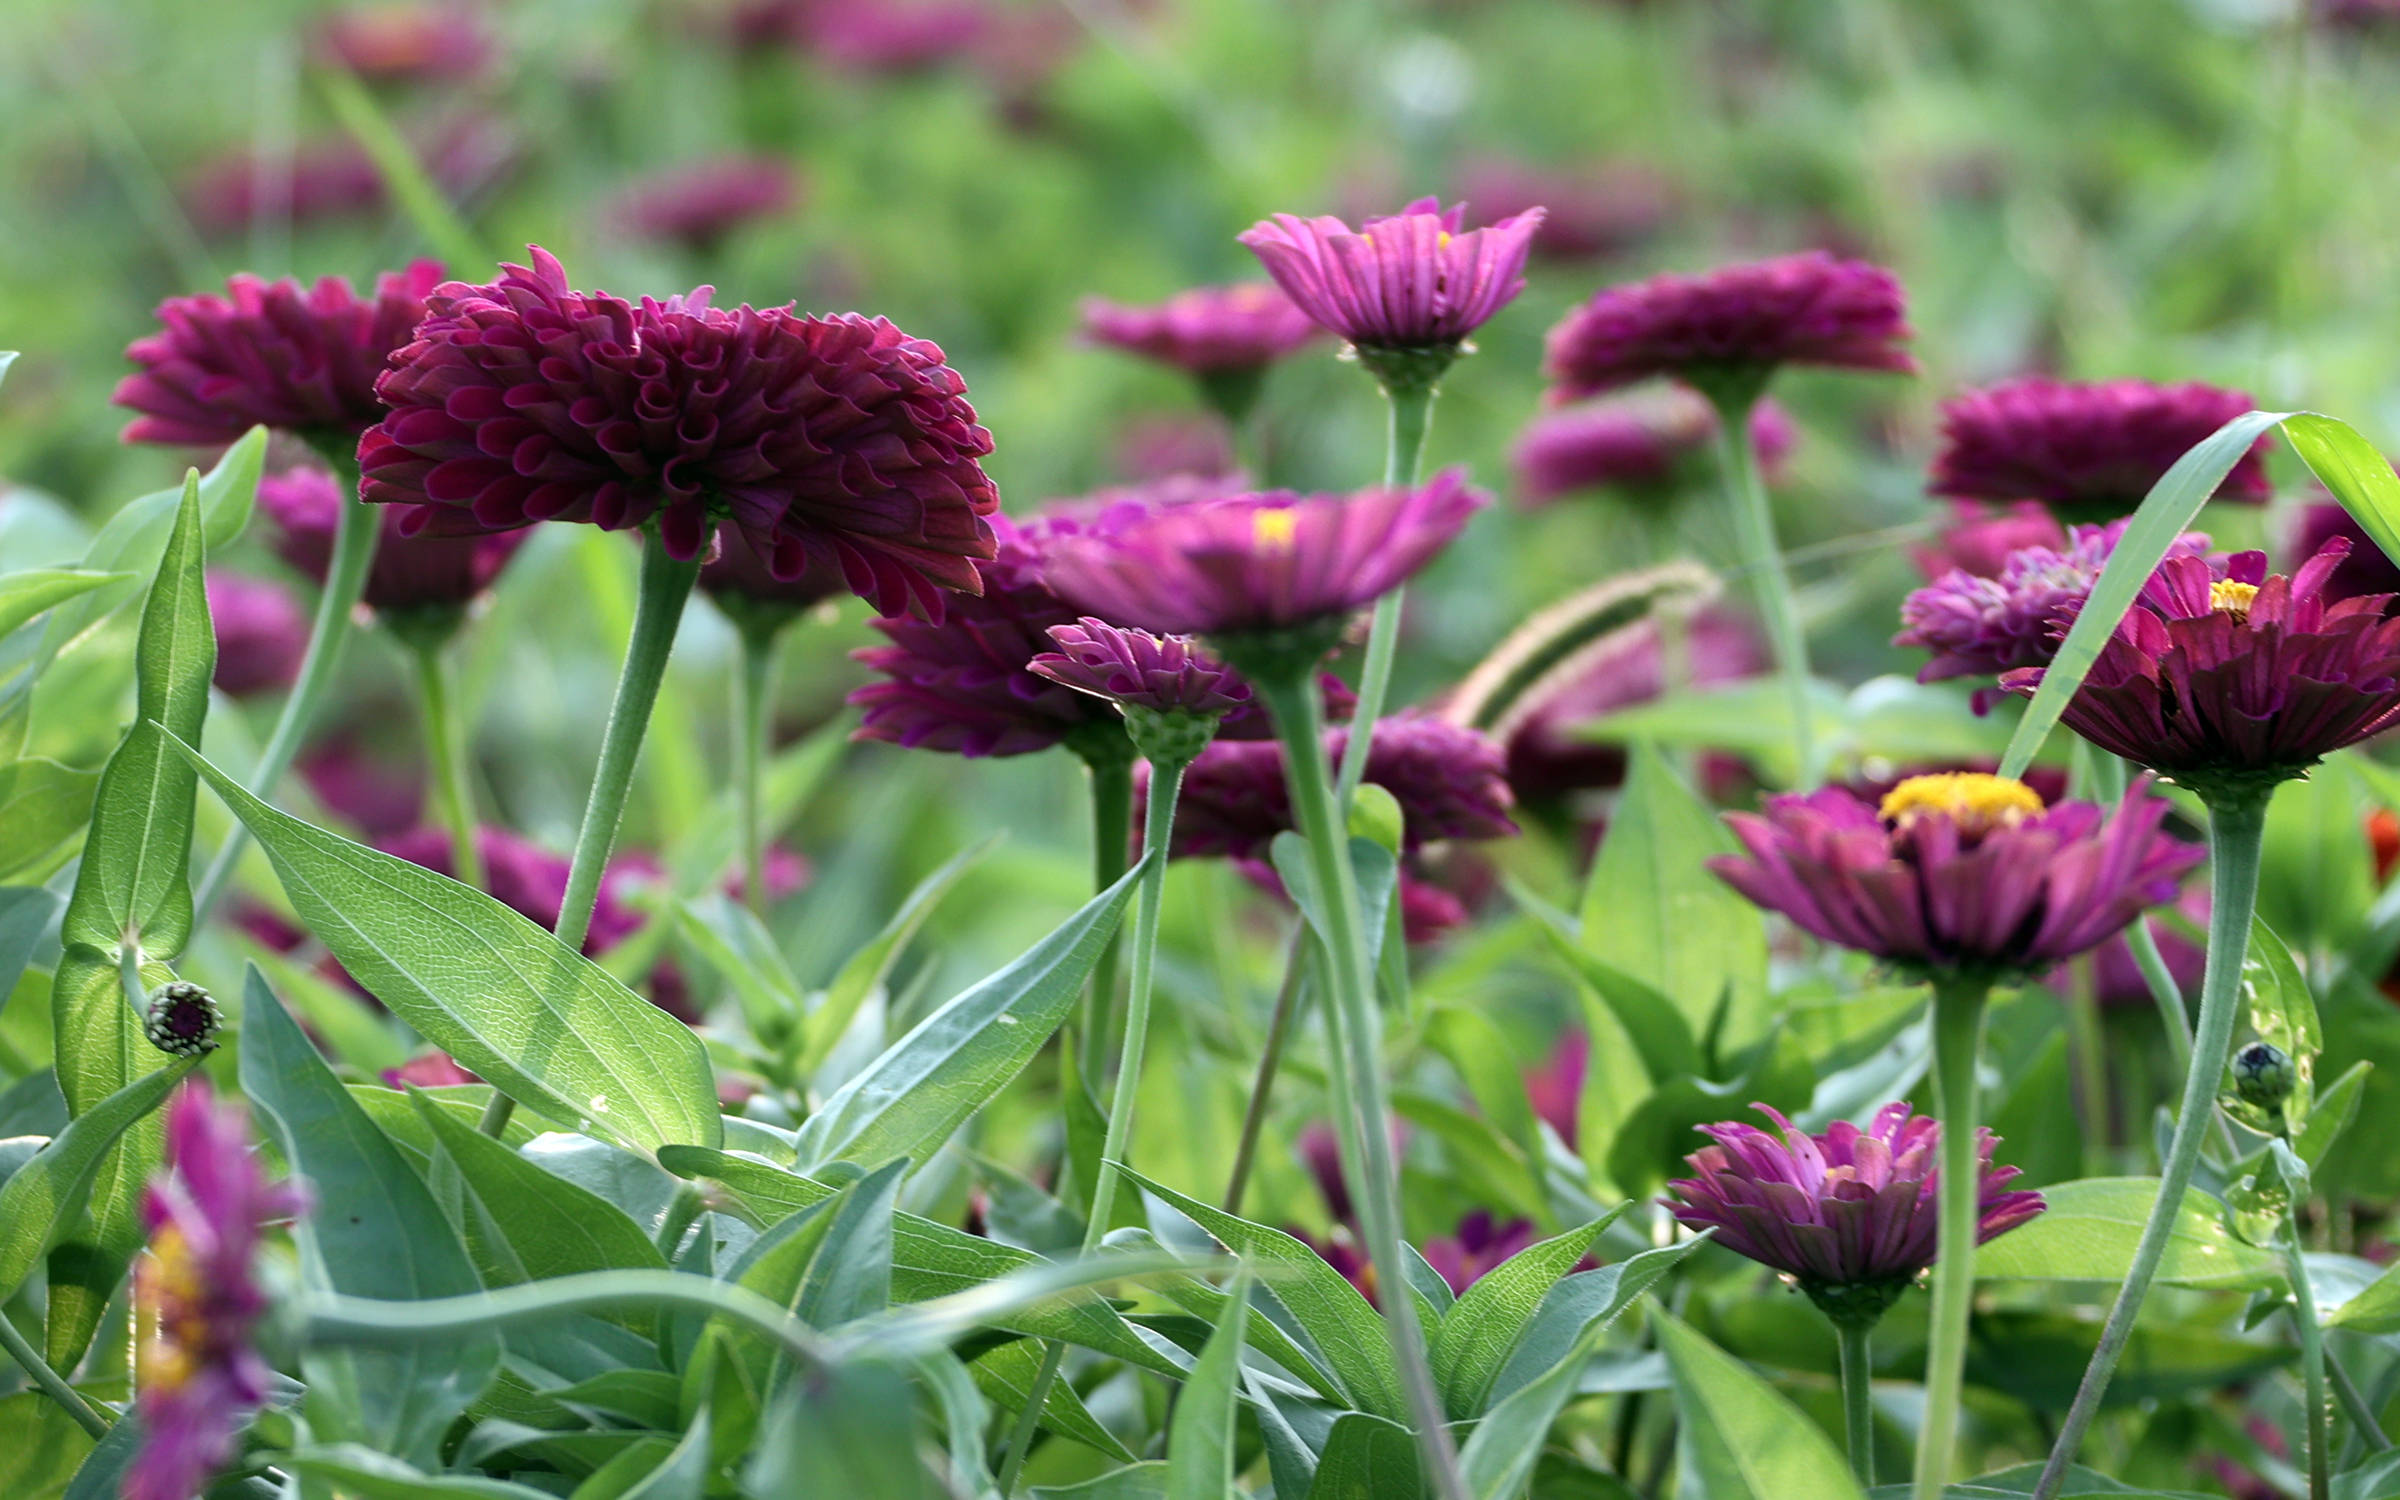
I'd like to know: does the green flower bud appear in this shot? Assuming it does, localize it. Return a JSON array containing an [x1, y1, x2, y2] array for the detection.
[[144, 980, 221, 1057], [2231, 1041, 2297, 1111]]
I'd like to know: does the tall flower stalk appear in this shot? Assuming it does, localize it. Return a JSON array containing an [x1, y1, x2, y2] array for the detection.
[[1913, 976, 1990, 1498], [402, 626, 485, 893], [1704, 374, 1819, 786], [1337, 379, 1433, 812]]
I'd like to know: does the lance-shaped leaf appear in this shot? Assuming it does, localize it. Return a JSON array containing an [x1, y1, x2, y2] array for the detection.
[[1166, 1269, 1252, 1500], [0, 570, 128, 642], [1655, 1312, 1864, 1500], [0, 760, 102, 882], [1430, 1209, 1622, 1419], [0, 1057, 195, 1300]]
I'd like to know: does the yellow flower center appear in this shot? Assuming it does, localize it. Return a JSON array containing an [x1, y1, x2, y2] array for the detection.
[[134, 1224, 204, 1394], [1437, 230, 1453, 248], [2211, 579, 2260, 620], [1877, 772, 2045, 836], [1253, 507, 1299, 552]]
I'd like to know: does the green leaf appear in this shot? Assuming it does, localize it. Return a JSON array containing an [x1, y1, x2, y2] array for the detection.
[[2241, 914, 2320, 1131], [1973, 1178, 2285, 1291], [281, 1445, 561, 1499], [174, 736, 722, 1156], [0, 887, 60, 1005], [1431, 1209, 1622, 1419], [0, 1056, 193, 1299], [1118, 1227, 1348, 1408], [972, 1337, 1138, 1461], [411, 1089, 669, 1290], [60, 1405, 141, 1500], [1033, 1463, 1171, 1499], [0, 1392, 97, 1498], [1305, 1412, 1422, 1500], [1655, 1312, 1865, 1500], [744, 1361, 935, 1500], [803, 832, 998, 1074], [796, 1157, 905, 1327], [598, 1405, 710, 1500], [677, 892, 806, 1048], [1537, 921, 1703, 1083], [1605, 1030, 1813, 1199], [1269, 833, 1398, 969], [1998, 409, 2293, 779], [240, 966, 499, 1462], [791, 861, 1143, 1174], [2285, 412, 2400, 572], [664, 719, 849, 896], [0, 569, 127, 642], [1487, 1238, 1705, 1406], [2297, 1060, 2372, 1169], [1457, 1324, 1594, 1500], [0, 760, 100, 882], [1165, 1269, 1252, 1500]]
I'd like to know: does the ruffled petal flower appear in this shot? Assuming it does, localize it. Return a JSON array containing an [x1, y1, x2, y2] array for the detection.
[[1030, 618, 1252, 719], [1161, 712, 1518, 859], [610, 156, 800, 251], [259, 465, 527, 613], [1512, 389, 1794, 506], [1080, 283, 1325, 375], [1929, 377, 2272, 523]]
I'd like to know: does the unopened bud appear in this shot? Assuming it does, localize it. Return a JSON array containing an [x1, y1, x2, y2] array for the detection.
[[2231, 1041, 2297, 1110], [144, 980, 221, 1058]]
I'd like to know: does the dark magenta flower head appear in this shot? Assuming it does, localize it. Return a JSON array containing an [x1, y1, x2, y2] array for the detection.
[[1080, 283, 1324, 377], [1163, 712, 1518, 859], [259, 465, 527, 615], [207, 573, 308, 699], [1712, 772, 2202, 981], [611, 156, 801, 251], [313, 4, 495, 82], [799, 0, 989, 71], [128, 1081, 308, 1500], [358, 246, 999, 619], [2000, 541, 2400, 802], [1896, 517, 2211, 707], [1665, 1102, 2044, 1326], [1910, 501, 2067, 582], [1040, 470, 1487, 657], [115, 260, 445, 449], [699, 519, 851, 635], [1544, 250, 1916, 404], [1453, 156, 1671, 261], [1512, 389, 1793, 506], [1030, 618, 1252, 721], [2290, 501, 2400, 604], [1931, 378, 2273, 524], [1239, 197, 1544, 384]]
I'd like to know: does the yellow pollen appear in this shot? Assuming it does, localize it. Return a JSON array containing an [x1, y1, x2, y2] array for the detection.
[[2211, 579, 2260, 618], [1877, 772, 2045, 835], [135, 1226, 201, 1393], [1437, 230, 1453, 248], [1253, 508, 1299, 551]]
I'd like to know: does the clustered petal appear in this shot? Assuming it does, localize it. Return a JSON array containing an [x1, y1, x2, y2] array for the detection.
[[1030, 617, 1252, 719], [1238, 197, 1544, 351], [358, 246, 999, 618], [1080, 283, 1324, 375], [1513, 390, 1794, 505], [259, 465, 528, 612], [1928, 377, 2272, 522], [1910, 501, 2067, 581]]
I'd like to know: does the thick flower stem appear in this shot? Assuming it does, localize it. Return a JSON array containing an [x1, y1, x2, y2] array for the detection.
[[1333, 380, 1436, 815], [192, 450, 381, 923], [479, 534, 700, 1139], [408, 637, 485, 895], [1837, 1318, 1877, 1487], [1708, 389, 1819, 789], [1223, 928, 1311, 1214], [1076, 748, 1135, 1081], [1258, 668, 1471, 1500], [0, 1307, 110, 1440], [2033, 791, 2271, 1500], [2286, 1227, 2333, 1500], [1912, 976, 1991, 1500], [734, 626, 779, 918], [2094, 754, 2197, 1071]]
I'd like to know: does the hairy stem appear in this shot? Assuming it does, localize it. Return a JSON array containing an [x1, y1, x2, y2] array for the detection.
[[1838, 1317, 1877, 1487], [408, 637, 484, 894], [1076, 748, 1135, 1083], [2287, 1227, 2333, 1500], [1912, 977, 1991, 1500]]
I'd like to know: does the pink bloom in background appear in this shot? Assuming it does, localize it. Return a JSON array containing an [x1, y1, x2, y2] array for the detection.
[[116, 261, 444, 447], [2059, 878, 2207, 1010], [1113, 418, 1236, 481], [2290, 501, 2400, 605], [1422, 1212, 1540, 1295], [1030, 617, 1253, 719], [1910, 500, 2066, 581], [359, 247, 999, 617], [1544, 250, 1916, 401], [1081, 283, 1324, 375], [1512, 390, 1794, 505], [298, 730, 426, 836], [259, 465, 528, 613], [799, 0, 989, 70], [1929, 377, 2272, 523], [206, 573, 310, 698], [383, 1051, 480, 1088], [1240, 197, 1545, 352], [611, 156, 801, 250], [314, 4, 495, 82], [1161, 712, 1519, 859], [1454, 156, 1673, 261], [180, 120, 518, 237], [1523, 1031, 1588, 1147]]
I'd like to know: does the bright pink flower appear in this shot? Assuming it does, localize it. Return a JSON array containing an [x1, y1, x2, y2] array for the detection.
[[1080, 283, 1324, 375], [611, 156, 801, 250], [1240, 197, 1544, 352]]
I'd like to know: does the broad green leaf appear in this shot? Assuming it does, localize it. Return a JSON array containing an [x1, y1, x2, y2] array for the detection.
[[568, 1438, 679, 1500], [1537, 920, 1703, 1083], [0, 1391, 97, 1498], [60, 1405, 141, 1500], [0, 1058, 192, 1299], [176, 737, 721, 1155], [2320, 1250, 2400, 1332], [795, 1157, 905, 1328], [804, 832, 999, 1074], [2298, 1061, 2372, 1169], [2285, 413, 2400, 570], [1166, 1269, 1252, 1500], [1974, 1178, 2284, 1291], [1269, 832, 1398, 969], [1306, 1412, 1421, 1500], [0, 760, 99, 881], [915, 1351, 1000, 1498], [1487, 1238, 1705, 1406], [1998, 409, 2292, 779], [1656, 1312, 1865, 1500], [0, 887, 60, 1004], [1457, 1323, 1594, 1500], [1390, 1090, 1545, 1224], [282, 1445, 559, 1499], [2333, 1450, 2400, 1500], [603, 1406, 710, 1500], [791, 862, 1142, 1174], [972, 1337, 1138, 1461], [677, 892, 806, 1047], [412, 1090, 669, 1290], [1605, 1030, 1813, 1198], [1118, 1227, 1346, 1408], [2241, 915, 2319, 1130], [744, 1361, 935, 1500], [241, 967, 499, 1462], [834, 1244, 1202, 1363], [1425, 1006, 1542, 1168], [0, 570, 127, 641], [1033, 1462, 1170, 1499], [1431, 1210, 1621, 1419]]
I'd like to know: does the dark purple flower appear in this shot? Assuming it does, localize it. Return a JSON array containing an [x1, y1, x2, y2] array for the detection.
[[115, 261, 444, 448], [611, 156, 801, 251], [128, 1083, 307, 1500], [1929, 378, 2273, 524], [1239, 197, 1544, 353], [1041, 471, 1487, 640], [1422, 1212, 1541, 1295], [1030, 618, 1251, 719], [358, 246, 999, 618], [1080, 283, 1324, 375], [699, 519, 852, 627], [1910, 501, 2066, 582], [182, 122, 518, 238], [313, 4, 494, 81], [1896, 517, 2211, 702], [1453, 157, 1672, 261], [800, 0, 989, 70], [1513, 390, 1794, 505], [2290, 502, 2400, 605], [207, 573, 309, 698], [1498, 608, 1763, 802], [1665, 1102, 2043, 1323], [1711, 772, 2202, 978], [2001, 542, 2400, 800], [259, 465, 527, 613], [1544, 251, 1916, 401], [2321, 0, 2400, 27], [1163, 712, 1518, 859], [1524, 1031, 1588, 1148]]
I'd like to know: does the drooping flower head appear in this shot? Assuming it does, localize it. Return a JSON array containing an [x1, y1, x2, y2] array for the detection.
[[1031, 618, 1252, 764], [1512, 389, 1794, 506], [259, 465, 528, 618], [1239, 197, 1544, 389], [1897, 517, 2211, 708], [1911, 501, 2066, 582], [1162, 712, 1518, 859], [1544, 251, 1916, 404], [358, 246, 999, 618], [207, 573, 309, 699], [1665, 1102, 2044, 1326], [128, 1082, 308, 1500], [115, 261, 445, 449], [611, 156, 801, 251], [313, 4, 495, 82], [1453, 156, 1672, 262], [1929, 377, 2273, 524], [2001, 541, 2400, 803], [1711, 772, 2203, 981]]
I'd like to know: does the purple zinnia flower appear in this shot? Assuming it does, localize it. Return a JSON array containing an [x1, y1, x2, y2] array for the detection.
[[1896, 517, 2211, 705], [207, 573, 309, 698], [1665, 1102, 2043, 1325], [1453, 156, 1672, 262], [1712, 772, 2202, 979], [128, 1082, 308, 1500], [1910, 501, 2067, 582], [313, 4, 494, 81], [1513, 390, 1794, 506], [1929, 378, 2273, 524], [1080, 283, 1325, 376], [699, 519, 851, 632], [611, 156, 801, 251], [1239, 197, 1544, 358], [1040, 471, 1487, 641], [259, 465, 527, 615], [358, 246, 999, 619], [1030, 618, 1252, 719], [2290, 502, 2400, 605], [1162, 712, 1518, 859], [1544, 251, 1916, 402], [115, 261, 445, 448], [2001, 541, 2400, 801]]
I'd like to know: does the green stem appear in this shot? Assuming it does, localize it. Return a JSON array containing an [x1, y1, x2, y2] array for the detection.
[[0, 1308, 110, 1440], [2093, 755, 2197, 1071], [1708, 390, 1818, 789], [479, 532, 700, 1139], [1076, 747, 1135, 1084], [2065, 963, 2111, 1165], [2033, 791, 2271, 1500], [2287, 1229, 2333, 1500], [1086, 755, 1186, 1240], [1258, 668, 1470, 1500], [735, 627, 778, 919], [1223, 927, 1311, 1215], [1837, 1318, 1877, 1488], [996, 1341, 1065, 1495], [192, 450, 381, 923], [1912, 977, 1991, 1500], [1332, 380, 1436, 815], [408, 637, 484, 894], [2332, 1340, 2392, 1451]]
